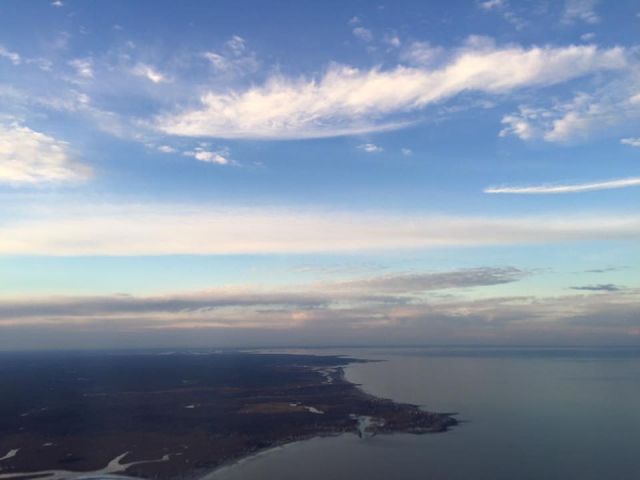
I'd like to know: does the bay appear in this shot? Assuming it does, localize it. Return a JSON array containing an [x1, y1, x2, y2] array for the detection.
[[208, 347, 640, 480]]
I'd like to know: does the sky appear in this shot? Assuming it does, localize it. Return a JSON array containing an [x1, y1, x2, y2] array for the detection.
[[0, 0, 638, 349]]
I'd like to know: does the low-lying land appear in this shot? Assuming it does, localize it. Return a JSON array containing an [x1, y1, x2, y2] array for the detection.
[[0, 351, 457, 479]]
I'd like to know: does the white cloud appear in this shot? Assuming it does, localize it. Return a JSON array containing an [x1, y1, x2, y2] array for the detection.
[[184, 147, 231, 165], [202, 35, 259, 76], [26, 57, 53, 71], [543, 92, 613, 143], [479, 0, 505, 10], [621, 137, 640, 147], [500, 106, 543, 140], [225, 35, 246, 56], [500, 77, 640, 143], [581, 32, 596, 41], [485, 177, 640, 194], [0, 124, 91, 185], [546, 111, 594, 142], [0, 45, 21, 65], [401, 148, 413, 156], [400, 41, 443, 66], [51, 0, 64, 6], [155, 43, 626, 140], [384, 35, 401, 48], [563, 0, 599, 24], [477, 1, 526, 29], [358, 143, 383, 153], [203, 52, 230, 71], [202, 51, 258, 76], [0, 203, 637, 255], [132, 63, 169, 83], [157, 145, 176, 153], [68, 58, 93, 79], [352, 27, 373, 42]]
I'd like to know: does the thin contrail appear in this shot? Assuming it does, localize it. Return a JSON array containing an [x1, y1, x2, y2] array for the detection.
[[485, 177, 640, 194]]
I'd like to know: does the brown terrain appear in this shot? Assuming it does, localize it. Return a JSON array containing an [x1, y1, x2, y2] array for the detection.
[[0, 351, 457, 479]]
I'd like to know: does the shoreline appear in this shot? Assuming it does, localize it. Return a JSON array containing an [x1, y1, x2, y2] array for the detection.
[[197, 358, 458, 479], [0, 351, 457, 480], [195, 365, 357, 480]]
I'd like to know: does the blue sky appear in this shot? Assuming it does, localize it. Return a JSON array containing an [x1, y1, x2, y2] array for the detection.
[[0, 0, 638, 349]]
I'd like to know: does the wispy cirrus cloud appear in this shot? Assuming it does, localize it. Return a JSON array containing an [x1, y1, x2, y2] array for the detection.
[[132, 63, 170, 84], [563, 0, 600, 24], [399, 41, 443, 66], [477, 0, 526, 30], [202, 35, 259, 77], [154, 43, 627, 140], [485, 177, 640, 194]]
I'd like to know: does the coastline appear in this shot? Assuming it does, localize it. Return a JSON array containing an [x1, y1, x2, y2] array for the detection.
[[0, 351, 456, 480], [194, 365, 355, 480], [197, 358, 458, 479]]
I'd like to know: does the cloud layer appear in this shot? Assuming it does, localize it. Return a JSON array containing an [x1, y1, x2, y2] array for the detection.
[[0, 269, 637, 349], [0, 267, 523, 322], [0, 203, 638, 255]]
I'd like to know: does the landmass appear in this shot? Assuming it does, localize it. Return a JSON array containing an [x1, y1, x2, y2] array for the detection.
[[0, 351, 457, 479]]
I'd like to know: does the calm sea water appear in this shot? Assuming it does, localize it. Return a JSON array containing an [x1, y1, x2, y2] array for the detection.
[[207, 347, 640, 480]]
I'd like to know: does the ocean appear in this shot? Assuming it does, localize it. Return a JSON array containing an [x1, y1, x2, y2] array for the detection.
[[207, 347, 640, 480]]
